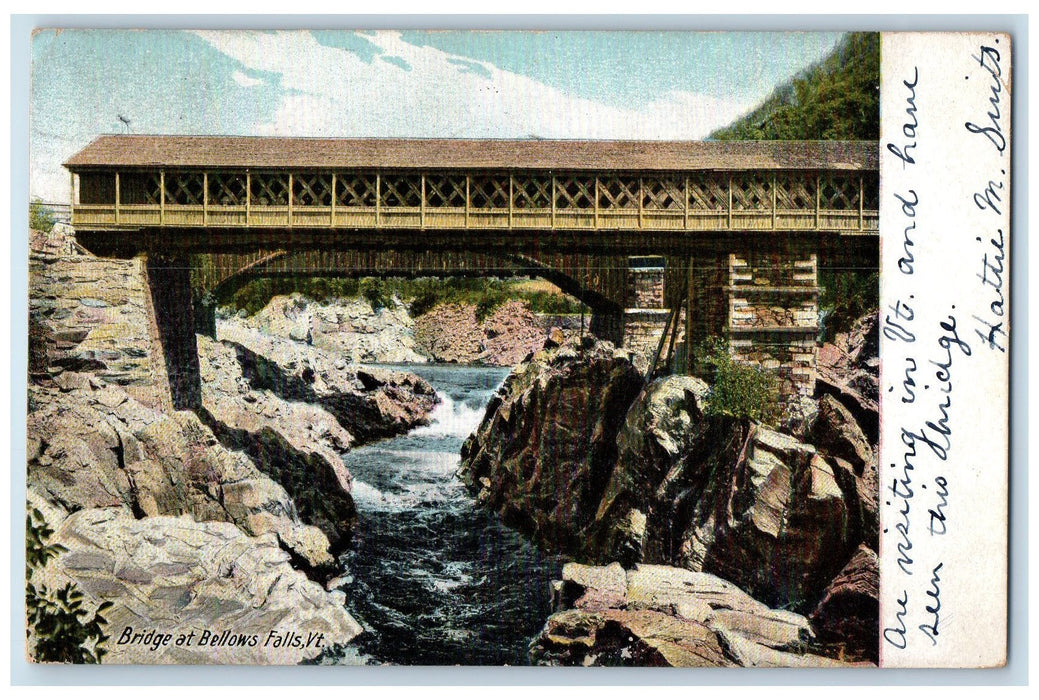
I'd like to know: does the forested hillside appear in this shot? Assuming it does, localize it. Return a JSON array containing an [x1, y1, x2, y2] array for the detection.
[[711, 32, 879, 141]]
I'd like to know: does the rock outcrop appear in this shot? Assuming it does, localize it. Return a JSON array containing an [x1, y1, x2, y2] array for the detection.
[[228, 293, 566, 368], [218, 322, 438, 444], [28, 502, 362, 665], [229, 293, 427, 365], [458, 338, 645, 553], [27, 241, 438, 664], [469, 314, 880, 659], [809, 545, 880, 663], [414, 300, 551, 366], [197, 335, 358, 550], [27, 379, 335, 570], [591, 375, 862, 610], [817, 313, 879, 443], [530, 563, 863, 667]]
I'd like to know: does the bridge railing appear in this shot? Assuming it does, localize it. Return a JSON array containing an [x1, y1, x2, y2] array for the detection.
[[71, 169, 879, 234]]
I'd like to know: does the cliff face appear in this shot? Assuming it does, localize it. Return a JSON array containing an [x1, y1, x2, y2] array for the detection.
[[591, 375, 877, 615], [458, 339, 645, 554], [462, 322, 880, 663], [25, 233, 438, 663], [217, 321, 439, 444], [228, 293, 427, 365], [414, 299, 556, 366], [225, 293, 574, 368]]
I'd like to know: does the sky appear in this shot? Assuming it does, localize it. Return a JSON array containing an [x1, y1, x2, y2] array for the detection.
[[29, 29, 843, 203]]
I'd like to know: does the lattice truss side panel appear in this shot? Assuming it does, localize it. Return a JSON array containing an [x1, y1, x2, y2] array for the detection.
[[336, 173, 378, 207], [164, 172, 205, 206]]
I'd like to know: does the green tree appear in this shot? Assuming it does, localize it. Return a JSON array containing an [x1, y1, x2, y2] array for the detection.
[[711, 32, 879, 141], [29, 198, 57, 233], [25, 506, 112, 663]]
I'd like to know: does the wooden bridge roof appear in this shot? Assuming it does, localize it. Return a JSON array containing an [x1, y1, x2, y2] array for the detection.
[[65, 135, 878, 172]]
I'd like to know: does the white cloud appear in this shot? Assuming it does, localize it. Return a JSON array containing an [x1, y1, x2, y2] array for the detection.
[[232, 70, 263, 88], [192, 30, 754, 141]]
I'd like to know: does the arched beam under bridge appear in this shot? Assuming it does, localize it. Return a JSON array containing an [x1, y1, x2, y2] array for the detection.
[[197, 248, 631, 343]]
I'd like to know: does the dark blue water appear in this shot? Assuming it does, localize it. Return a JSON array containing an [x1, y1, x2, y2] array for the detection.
[[335, 364, 564, 666]]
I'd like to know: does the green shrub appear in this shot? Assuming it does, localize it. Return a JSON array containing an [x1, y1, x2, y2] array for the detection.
[[697, 338, 781, 425], [520, 290, 585, 315], [221, 275, 589, 320], [359, 277, 391, 310], [29, 199, 57, 233], [820, 270, 879, 341], [408, 288, 440, 317], [474, 290, 508, 322], [25, 506, 112, 663]]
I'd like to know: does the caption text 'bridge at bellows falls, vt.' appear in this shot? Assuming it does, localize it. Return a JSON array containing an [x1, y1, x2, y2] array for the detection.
[[64, 135, 879, 411]]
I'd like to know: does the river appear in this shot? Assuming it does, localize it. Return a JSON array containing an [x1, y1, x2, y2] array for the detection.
[[333, 364, 565, 666]]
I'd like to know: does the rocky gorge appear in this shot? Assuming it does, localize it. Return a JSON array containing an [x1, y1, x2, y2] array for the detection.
[[27, 223, 880, 667], [460, 319, 880, 665], [26, 226, 439, 663]]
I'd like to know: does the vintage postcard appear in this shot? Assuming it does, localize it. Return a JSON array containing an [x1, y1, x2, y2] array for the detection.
[[24, 28, 1010, 669]]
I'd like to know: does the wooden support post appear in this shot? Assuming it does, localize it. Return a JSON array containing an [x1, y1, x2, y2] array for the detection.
[[287, 173, 293, 227], [69, 172, 76, 223], [771, 173, 777, 229], [509, 173, 514, 228], [330, 172, 337, 227], [664, 294, 683, 373], [594, 176, 600, 229], [684, 255, 693, 374], [858, 175, 864, 231], [815, 173, 821, 229], [638, 176, 644, 229], [203, 172, 208, 226], [114, 171, 120, 224], [245, 171, 251, 226], [684, 175, 689, 229], [159, 171, 165, 225], [420, 173, 426, 229], [551, 175, 557, 228], [465, 174, 470, 228], [375, 172, 381, 226], [727, 174, 733, 229]]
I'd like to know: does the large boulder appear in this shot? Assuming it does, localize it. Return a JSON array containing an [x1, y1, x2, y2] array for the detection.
[[28, 506, 362, 664], [198, 335, 357, 550], [530, 563, 859, 667], [678, 426, 855, 610], [810, 394, 874, 474], [218, 322, 438, 444], [809, 545, 880, 663], [588, 376, 859, 611], [27, 380, 335, 570], [459, 338, 645, 553], [588, 375, 711, 565], [817, 313, 880, 443], [199, 334, 354, 459], [229, 293, 427, 364]]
